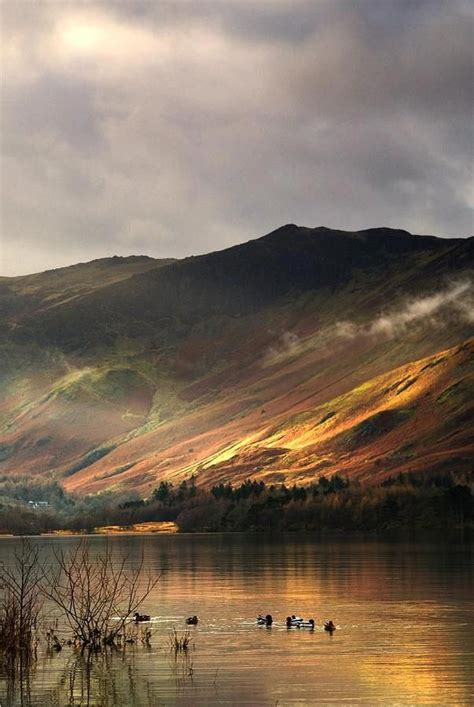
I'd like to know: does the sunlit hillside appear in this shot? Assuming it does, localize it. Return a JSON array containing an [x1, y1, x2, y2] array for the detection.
[[0, 226, 472, 495]]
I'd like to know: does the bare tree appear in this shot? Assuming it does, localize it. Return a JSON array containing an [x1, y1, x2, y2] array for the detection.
[[41, 539, 159, 649], [0, 539, 42, 662]]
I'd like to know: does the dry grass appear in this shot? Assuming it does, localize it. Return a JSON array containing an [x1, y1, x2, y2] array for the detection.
[[168, 628, 192, 654]]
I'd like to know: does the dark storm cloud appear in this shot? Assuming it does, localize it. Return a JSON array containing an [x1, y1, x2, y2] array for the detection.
[[1, 0, 472, 275]]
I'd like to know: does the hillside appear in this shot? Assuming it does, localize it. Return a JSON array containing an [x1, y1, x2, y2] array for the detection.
[[0, 225, 472, 495], [0, 255, 174, 321]]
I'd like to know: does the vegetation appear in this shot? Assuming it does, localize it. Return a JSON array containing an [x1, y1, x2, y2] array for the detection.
[[1, 227, 472, 498], [0, 472, 472, 536], [0, 536, 160, 705], [0, 540, 42, 669], [0, 476, 140, 534], [41, 540, 159, 649], [64, 445, 117, 477], [167, 473, 474, 533], [168, 628, 192, 654]]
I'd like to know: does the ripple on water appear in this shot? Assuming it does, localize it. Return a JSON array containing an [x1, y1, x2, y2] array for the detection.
[[0, 533, 473, 706]]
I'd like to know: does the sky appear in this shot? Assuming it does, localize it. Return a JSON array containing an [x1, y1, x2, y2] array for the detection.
[[1, 0, 472, 276]]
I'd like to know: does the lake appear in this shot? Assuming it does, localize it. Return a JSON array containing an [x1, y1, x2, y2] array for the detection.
[[0, 533, 473, 706]]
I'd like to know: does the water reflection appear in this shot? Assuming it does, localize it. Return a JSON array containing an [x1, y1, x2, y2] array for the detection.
[[0, 533, 472, 705]]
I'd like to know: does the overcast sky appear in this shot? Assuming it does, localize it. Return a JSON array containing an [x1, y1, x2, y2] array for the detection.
[[1, 0, 472, 275]]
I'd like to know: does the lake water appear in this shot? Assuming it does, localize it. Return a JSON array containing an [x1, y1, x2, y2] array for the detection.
[[0, 533, 473, 706]]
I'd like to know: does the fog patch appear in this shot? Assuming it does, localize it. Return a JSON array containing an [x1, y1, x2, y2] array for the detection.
[[265, 330, 301, 364], [336, 280, 473, 340]]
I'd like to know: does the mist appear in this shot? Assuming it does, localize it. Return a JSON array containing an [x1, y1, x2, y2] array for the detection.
[[335, 280, 473, 340]]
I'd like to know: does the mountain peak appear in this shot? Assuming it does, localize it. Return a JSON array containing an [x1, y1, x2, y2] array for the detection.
[[260, 223, 303, 239]]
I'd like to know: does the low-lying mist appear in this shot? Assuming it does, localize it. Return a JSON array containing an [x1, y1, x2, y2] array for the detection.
[[336, 280, 473, 341]]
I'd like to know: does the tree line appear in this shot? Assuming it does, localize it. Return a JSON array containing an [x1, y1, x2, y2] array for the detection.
[[0, 471, 472, 535]]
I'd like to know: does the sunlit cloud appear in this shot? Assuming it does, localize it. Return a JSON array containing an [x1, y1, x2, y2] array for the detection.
[[52, 11, 168, 70]]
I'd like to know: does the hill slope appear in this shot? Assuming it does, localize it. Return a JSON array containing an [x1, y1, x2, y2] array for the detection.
[[0, 226, 472, 494]]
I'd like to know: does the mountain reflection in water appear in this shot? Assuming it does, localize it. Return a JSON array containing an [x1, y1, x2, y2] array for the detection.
[[0, 533, 473, 706]]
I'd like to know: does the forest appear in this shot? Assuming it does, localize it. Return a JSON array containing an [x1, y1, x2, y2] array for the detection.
[[0, 472, 472, 536]]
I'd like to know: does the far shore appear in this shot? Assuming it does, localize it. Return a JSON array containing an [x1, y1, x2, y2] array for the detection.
[[95, 520, 178, 534], [40, 521, 179, 536]]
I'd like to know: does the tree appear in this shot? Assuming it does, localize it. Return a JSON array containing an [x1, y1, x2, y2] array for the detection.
[[41, 539, 159, 649], [0, 539, 42, 665], [153, 481, 174, 504]]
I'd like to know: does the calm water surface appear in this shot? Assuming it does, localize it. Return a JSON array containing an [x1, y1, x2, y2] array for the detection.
[[0, 533, 473, 706]]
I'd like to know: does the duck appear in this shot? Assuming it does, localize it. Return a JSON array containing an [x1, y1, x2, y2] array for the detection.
[[324, 620, 336, 632], [298, 619, 315, 629], [286, 615, 303, 627], [186, 615, 199, 625], [133, 612, 151, 623], [256, 614, 273, 626], [51, 634, 62, 651]]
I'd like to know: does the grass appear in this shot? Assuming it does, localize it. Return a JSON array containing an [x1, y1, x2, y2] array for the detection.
[[99, 462, 136, 480], [338, 409, 413, 450], [436, 378, 472, 406], [0, 443, 15, 461], [2, 231, 472, 493], [317, 411, 336, 426], [63, 444, 117, 477], [168, 628, 192, 653]]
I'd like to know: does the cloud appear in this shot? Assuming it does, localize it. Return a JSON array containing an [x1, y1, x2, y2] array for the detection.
[[265, 331, 301, 364], [371, 282, 473, 335], [1, 1, 472, 275], [335, 280, 474, 340]]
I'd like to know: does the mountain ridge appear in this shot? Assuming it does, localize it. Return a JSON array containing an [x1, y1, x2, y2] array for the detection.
[[6, 226, 472, 349], [0, 225, 472, 495]]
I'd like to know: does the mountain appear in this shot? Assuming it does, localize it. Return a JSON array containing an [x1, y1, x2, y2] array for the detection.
[[0, 226, 472, 495]]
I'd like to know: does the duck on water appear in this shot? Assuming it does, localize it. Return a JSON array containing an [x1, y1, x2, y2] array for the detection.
[[286, 616, 315, 629], [286, 615, 303, 626], [133, 613, 151, 623], [256, 614, 273, 626]]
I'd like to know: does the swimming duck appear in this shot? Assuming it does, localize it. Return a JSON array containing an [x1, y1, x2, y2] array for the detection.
[[186, 615, 199, 625], [133, 612, 151, 623], [49, 633, 62, 651], [286, 615, 303, 627], [256, 614, 273, 626], [299, 619, 315, 629], [324, 620, 336, 632]]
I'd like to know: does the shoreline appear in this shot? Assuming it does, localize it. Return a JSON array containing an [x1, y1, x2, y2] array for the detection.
[[0, 526, 471, 541], [0, 521, 179, 538]]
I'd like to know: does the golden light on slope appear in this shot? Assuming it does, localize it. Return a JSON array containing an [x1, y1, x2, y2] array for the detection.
[[58, 339, 472, 494], [204, 431, 265, 468]]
